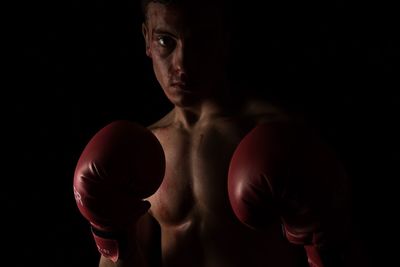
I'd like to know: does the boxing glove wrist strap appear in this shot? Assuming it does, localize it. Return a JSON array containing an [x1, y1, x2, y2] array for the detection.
[[91, 226, 128, 263]]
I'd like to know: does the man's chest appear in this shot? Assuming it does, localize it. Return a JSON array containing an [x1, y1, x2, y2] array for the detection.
[[148, 121, 250, 226]]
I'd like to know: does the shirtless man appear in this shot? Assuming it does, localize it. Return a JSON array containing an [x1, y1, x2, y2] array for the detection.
[[73, 1, 361, 266]]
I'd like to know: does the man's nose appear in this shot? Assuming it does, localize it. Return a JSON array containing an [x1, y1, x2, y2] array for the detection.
[[173, 45, 185, 74], [172, 42, 193, 77]]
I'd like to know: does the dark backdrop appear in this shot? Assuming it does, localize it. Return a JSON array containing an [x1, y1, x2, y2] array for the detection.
[[8, 1, 397, 266]]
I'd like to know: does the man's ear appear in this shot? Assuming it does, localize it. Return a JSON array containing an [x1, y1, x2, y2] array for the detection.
[[142, 23, 152, 57]]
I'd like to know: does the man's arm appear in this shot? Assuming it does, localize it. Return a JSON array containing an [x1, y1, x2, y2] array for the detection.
[[72, 120, 165, 266], [99, 213, 162, 267], [227, 121, 368, 266]]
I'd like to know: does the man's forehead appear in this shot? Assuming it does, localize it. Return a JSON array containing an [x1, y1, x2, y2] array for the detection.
[[146, 2, 222, 33], [146, 3, 182, 28]]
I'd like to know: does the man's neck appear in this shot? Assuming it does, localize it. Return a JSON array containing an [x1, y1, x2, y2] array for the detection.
[[172, 93, 236, 130]]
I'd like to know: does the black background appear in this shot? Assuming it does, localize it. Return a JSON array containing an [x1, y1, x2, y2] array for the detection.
[[7, 0, 397, 266]]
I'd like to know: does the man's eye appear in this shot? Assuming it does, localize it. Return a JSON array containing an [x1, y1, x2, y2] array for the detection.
[[157, 36, 174, 48]]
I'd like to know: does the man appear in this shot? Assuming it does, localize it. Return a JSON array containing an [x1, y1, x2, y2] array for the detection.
[[73, 1, 363, 266]]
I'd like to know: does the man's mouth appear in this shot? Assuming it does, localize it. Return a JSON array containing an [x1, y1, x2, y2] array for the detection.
[[171, 81, 187, 87], [170, 80, 194, 92]]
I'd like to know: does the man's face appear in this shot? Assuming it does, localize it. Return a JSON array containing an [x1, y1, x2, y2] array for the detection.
[[142, 2, 228, 107]]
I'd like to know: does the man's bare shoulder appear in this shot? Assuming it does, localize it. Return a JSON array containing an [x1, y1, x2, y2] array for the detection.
[[147, 109, 175, 132], [240, 95, 292, 124]]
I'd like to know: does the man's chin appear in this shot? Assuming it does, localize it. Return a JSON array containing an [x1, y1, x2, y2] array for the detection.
[[167, 92, 200, 108], [170, 97, 195, 108], [165, 86, 193, 104]]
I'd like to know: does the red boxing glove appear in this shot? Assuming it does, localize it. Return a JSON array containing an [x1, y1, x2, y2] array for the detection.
[[228, 122, 351, 267], [73, 120, 165, 262]]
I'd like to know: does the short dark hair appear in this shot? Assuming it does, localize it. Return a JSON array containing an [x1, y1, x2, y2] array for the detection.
[[141, 0, 232, 25]]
